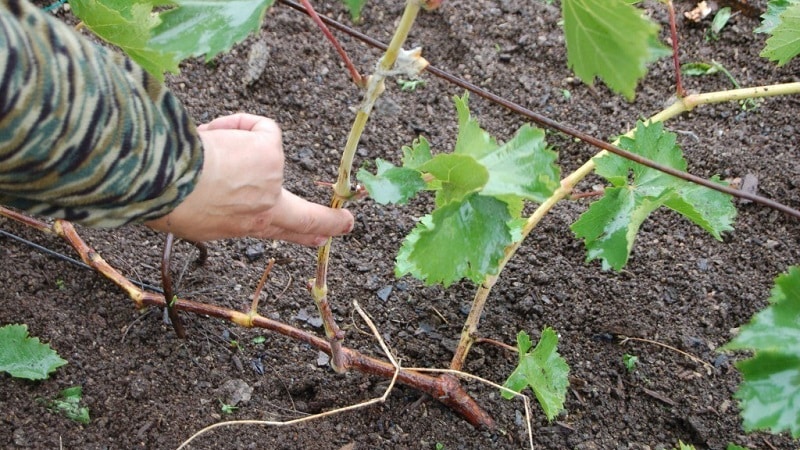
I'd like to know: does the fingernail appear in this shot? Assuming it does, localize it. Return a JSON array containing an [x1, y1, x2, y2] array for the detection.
[[344, 220, 354, 234]]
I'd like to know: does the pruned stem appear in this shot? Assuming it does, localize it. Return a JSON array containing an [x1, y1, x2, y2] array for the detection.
[[161, 232, 186, 338], [6, 215, 494, 428], [312, 0, 427, 373]]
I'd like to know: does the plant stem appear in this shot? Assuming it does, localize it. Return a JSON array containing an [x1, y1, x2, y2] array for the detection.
[[15, 217, 494, 428], [297, 0, 364, 87], [666, 0, 686, 98], [312, 0, 426, 373], [449, 81, 800, 369], [161, 232, 186, 338]]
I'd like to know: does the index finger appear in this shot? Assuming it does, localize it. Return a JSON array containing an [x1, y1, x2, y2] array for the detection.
[[199, 113, 279, 133], [270, 190, 354, 238]]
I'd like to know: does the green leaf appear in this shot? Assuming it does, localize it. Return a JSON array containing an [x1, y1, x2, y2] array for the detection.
[[665, 175, 735, 240], [723, 266, 800, 438], [357, 159, 425, 205], [0, 324, 67, 380], [396, 194, 514, 287], [401, 136, 433, 170], [682, 62, 719, 77], [760, 3, 800, 66], [727, 445, 750, 450], [453, 94, 499, 159], [419, 154, 489, 207], [756, 0, 800, 34], [149, 0, 275, 62], [453, 93, 560, 202], [477, 125, 560, 203], [49, 386, 91, 424], [341, 0, 368, 21], [572, 121, 736, 270], [70, 0, 181, 79], [562, 0, 667, 100], [502, 328, 569, 421]]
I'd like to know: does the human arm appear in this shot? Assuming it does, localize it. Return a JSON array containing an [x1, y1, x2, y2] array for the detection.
[[0, 1, 353, 244]]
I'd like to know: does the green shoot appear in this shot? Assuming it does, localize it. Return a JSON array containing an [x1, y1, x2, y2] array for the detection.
[[220, 401, 238, 415], [0, 324, 67, 380], [705, 7, 732, 41], [251, 336, 267, 345], [622, 354, 639, 372], [55, 279, 65, 290], [398, 78, 426, 91], [46, 386, 91, 424]]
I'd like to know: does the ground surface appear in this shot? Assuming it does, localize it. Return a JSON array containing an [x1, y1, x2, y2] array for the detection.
[[2, 1, 800, 449]]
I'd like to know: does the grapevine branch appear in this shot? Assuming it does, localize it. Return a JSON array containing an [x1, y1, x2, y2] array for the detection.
[[311, 0, 430, 373], [279, 0, 800, 220], [0, 206, 495, 428]]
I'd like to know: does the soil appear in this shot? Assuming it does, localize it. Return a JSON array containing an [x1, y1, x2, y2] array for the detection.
[[2, 1, 799, 449]]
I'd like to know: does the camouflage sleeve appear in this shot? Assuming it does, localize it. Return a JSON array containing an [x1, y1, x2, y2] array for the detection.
[[0, 0, 203, 227]]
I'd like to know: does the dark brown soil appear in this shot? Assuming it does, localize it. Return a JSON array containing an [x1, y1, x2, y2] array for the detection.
[[2, 1, 799, 449]]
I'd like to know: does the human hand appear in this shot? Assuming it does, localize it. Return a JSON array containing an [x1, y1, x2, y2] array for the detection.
[[144, 113, 354, 245]]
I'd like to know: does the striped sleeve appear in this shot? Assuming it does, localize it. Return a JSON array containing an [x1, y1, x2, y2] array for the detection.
[[0, 0, 203, 227]]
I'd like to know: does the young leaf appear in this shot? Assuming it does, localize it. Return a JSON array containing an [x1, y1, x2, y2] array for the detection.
[[453, 94, 560, 203], [69, 0, 181, 79], [341, 0, 368, 21], [419, 154, 489, 207], [357, 159, 425, 205], [561, 0, 668, 100], [401, 136, 433, 170], [722, 266, 800, 438], [759, 2, 800, 66], [756, 0, 800, 34], [396, 194, 514, 287], [0, 324, 67, 380], [571, 121, 735, 270], [502, 328, 569, 421], [149, 0, 275, 62], [49, 386, 91, 424]]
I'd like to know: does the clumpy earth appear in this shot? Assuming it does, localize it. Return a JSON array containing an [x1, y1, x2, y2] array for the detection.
[[2, 1, 799, 449]]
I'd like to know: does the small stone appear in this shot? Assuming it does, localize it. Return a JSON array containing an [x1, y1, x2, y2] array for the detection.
[[244, 39, 270, 86], [376, 285, 393, 302], [245, 243, 265, 262], [316, 351, 330, 366], [217, 379, 253, 406]]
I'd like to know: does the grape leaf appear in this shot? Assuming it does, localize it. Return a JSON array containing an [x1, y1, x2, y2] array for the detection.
[[356, 159, 425, 205], [149, 0, 275, 62], [502, 328, 569, 421], [0, 324, 67, 380], [760, 2, 800, 66], [396, 194, 514, 287], [723, 267, 800, 436], [419, 154, 489, 207], [70, 0, 181, 79], [571, 121, 735, 270], [453, 94, 560, 203], [341, 0, 368, 21], [722, 266, 800, 437], [401, 136, 433, 170], [561, 0, 668, 100], [756, 0, 800, 34]]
